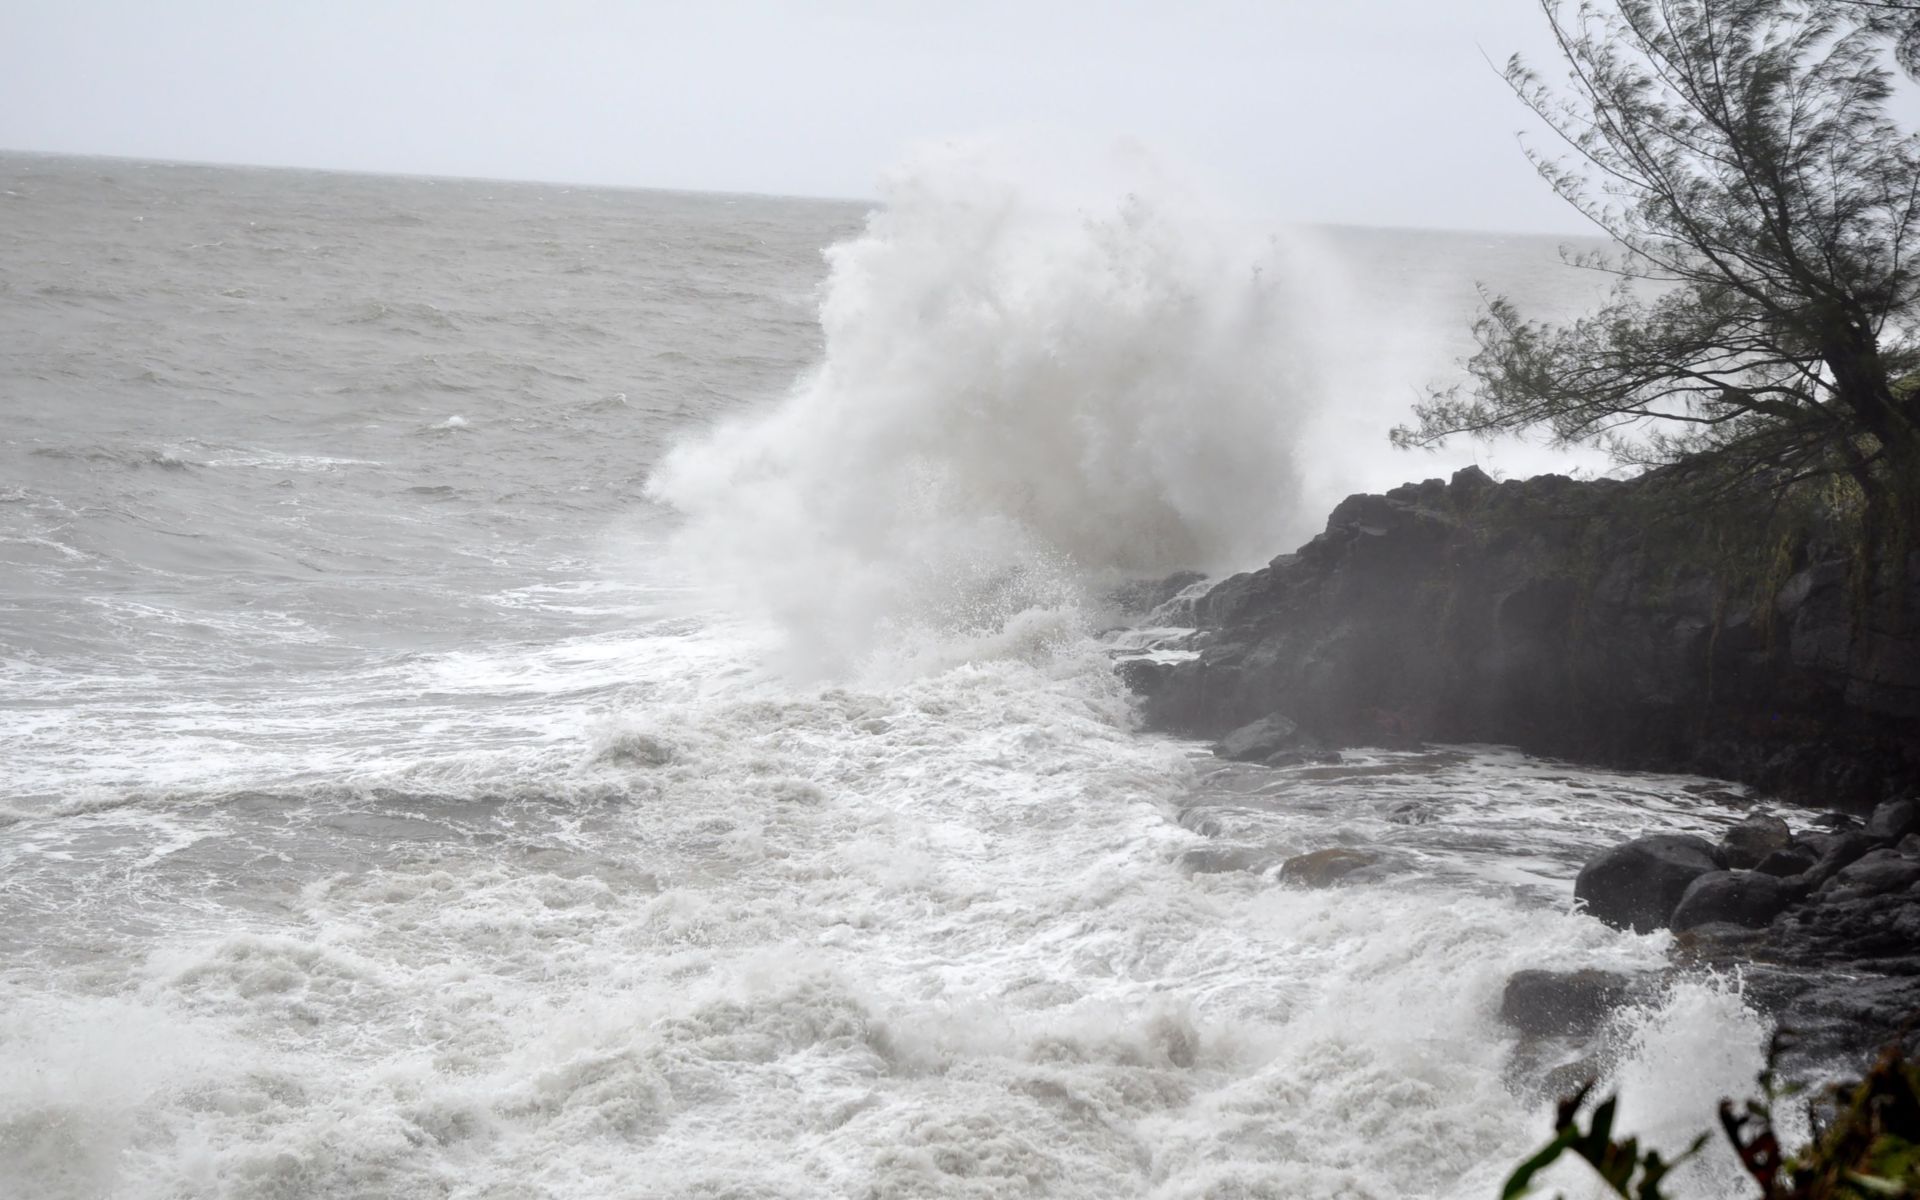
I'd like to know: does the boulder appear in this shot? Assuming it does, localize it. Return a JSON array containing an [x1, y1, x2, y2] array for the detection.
[[1817, 849, 1920, 901], [1500, 969, 1633, 1037], [1541, 1056, 1604, 1102], [1718, 814, 1793, 870], [1669, 870, 1807, 932], [1212, 714, 1320, 765], [1797, 831, 1840, 859], [1280, 847, 1380, 888], [1754, 843, 1820, 877], [1865, 798, 1920, 845], [1804, 830, 1880, 887], [1574, 834, 1726, 932]]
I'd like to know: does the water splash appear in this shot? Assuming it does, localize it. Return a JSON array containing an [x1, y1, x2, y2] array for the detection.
[[647, 140, 1317, 673]]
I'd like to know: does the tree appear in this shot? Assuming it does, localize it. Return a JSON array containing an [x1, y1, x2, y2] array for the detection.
[[1809, 1, 1920, 79], [1394, 0, 1920, 557]]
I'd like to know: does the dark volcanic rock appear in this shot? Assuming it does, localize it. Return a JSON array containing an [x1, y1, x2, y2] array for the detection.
[[1669, 870, 1807, 931], [1123, 467, 1920, 808], [1755, 843, 1820, 877], [1817, 848, 1920, 901], [1804, 830, 1881, 887], [1718, 814, 1793, 869], [1110, 464, 1920, 1071], [1671, 838, 1920, 1066], [1212, 714, 1320, 765], [1500, 969, 1633, 1037], [1865, 798, 1920, 844], [1574, 834, 1726, 932]]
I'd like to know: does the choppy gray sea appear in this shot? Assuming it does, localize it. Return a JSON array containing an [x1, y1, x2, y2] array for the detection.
[[2, 151, 1789, 1199]]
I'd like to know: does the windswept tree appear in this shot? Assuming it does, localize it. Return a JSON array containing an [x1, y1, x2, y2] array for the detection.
[[1811, 0, 1920, 78], [1396, 0, 1920, 551]]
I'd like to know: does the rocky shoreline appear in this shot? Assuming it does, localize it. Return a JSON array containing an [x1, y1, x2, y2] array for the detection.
[[1556, 798, 1920, 1076], [1120, 467, 1920, 1075], [1124, 466, 1919, 807]]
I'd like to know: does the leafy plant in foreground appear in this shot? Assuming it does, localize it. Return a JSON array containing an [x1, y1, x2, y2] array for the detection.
[[1503, 1041, 1920, 1198]]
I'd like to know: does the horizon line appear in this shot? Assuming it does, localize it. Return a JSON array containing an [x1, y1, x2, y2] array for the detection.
[[0, 144, 1607, 242]]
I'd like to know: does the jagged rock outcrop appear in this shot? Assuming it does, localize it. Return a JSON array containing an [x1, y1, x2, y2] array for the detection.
[[1126, 466, 1920, 808]]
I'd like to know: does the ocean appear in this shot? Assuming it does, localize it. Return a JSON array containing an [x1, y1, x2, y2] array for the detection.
[[1, 149, 1789, 1199]]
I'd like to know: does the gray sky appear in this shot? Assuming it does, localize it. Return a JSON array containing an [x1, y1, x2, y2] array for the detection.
[[2, 1, 1911, 234]]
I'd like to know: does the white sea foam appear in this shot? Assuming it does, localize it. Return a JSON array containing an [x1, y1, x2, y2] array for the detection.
[[2, 151, 1798, 1200], [0, 606, 1789, 1199], [647, 140, 1320, 674]]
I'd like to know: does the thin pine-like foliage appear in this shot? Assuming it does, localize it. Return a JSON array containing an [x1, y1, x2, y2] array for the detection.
[[1398, 0, 1920, 530]]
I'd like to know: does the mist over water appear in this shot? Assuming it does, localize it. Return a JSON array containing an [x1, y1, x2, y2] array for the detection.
[[1, 150, 1775, 1199], [648, 143, 1315, 672], [647, 142, 1615, 675]]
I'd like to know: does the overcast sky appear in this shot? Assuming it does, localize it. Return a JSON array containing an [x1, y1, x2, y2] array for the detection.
[[4, 1, 1914, 234]]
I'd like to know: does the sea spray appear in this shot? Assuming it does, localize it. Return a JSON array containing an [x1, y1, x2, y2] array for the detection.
[[646, 141, 1317, 673], [1, 153, 1798, 1199]]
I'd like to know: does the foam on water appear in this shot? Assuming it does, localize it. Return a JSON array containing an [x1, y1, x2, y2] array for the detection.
[[1, 624, 1785, 1198], [0, 151, 1792, 1198]]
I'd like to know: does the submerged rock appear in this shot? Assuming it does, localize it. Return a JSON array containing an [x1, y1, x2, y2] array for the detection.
[[1574, 833, 1725, 932], [1212, 714, 1321, 766], [1279, 847, 1379, 888], [1383, 799, 1436, 825], [1500, 969, 1633, 1037], [1177, 846, 1272, 876]]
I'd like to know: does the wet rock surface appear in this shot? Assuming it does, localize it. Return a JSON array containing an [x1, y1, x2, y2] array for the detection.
[[1583, 799, 1920, 1068], [1123, 467, 1920, 809], [1211, 714, 1323, 766], [1669, 870, 1806, 931], [1278, 847, 1381, 888], [1500, 969, 1634, 1038], [1176, 845, 1275, 876], [1161, 729, 1920, 1080], [1574, 833, 1725, 932], [1865, 798, 1919, 843], [1719, 813, 1793, 869]]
